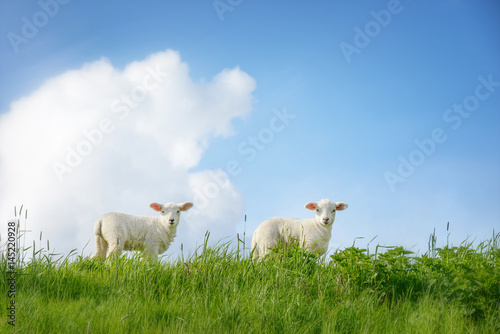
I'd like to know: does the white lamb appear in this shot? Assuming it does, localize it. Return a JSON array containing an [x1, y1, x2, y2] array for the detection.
[[93, 202, 193, 260], [251, 199, 348, 259]]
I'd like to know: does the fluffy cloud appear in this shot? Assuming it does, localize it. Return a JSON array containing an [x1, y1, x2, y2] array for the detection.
[[0, 49, 256, 258]]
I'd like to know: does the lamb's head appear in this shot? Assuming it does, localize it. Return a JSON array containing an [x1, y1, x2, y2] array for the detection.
[[305, 199, 348, 226], [150, 202, 193, 227]]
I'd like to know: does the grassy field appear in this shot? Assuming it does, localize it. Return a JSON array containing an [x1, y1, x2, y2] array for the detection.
[[1, 233, 499, 333]]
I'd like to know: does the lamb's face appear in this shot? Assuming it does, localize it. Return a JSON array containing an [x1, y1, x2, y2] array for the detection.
[[314, 199, 337, 226], [305, 199, 348, 226], [160, 203, 183, 226], [150, 202, 193, 227]]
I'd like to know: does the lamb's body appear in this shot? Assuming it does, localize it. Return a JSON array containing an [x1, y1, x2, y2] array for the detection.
[[93, 202, 192, 260], [252, 217, 332, 256], [251, 199, 348, 259], [94, 213, 175, 258]]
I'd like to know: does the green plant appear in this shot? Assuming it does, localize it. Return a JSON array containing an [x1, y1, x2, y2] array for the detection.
[[1, 233, 499, 333]]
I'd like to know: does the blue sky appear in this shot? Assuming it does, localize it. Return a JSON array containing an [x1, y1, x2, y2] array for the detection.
[[1, 0, 499, 258]]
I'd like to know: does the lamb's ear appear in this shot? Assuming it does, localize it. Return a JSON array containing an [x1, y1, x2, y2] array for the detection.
[[335, 202, 348, 211], [150, 203, 163, 212], [305, 202, 317, 210], [179, 202, 193, 211]]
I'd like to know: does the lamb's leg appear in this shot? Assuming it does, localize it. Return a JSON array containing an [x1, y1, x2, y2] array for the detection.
[[258, 241, 276, 259], [251, 230, 260, 260], [92, 235, 108, 260], [252, 245, 260, 260], [142, 244, 159, 260], [106, 238, 124, 259]]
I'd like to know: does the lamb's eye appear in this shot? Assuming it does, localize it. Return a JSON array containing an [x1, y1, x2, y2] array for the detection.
[[316, 209, 319, 212], [332, 209, 336, 213], [177, 210, 180, 214], [161, 211, 165, 214]]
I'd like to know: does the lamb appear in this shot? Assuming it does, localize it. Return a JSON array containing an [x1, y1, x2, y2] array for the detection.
[[251, 199, 348, 260], [93, 202, 193, 260]]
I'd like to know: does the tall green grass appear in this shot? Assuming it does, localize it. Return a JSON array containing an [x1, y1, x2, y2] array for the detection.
[[1, 233, 499, 333]]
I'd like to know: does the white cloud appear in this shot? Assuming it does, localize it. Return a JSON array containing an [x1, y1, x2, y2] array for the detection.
[[0, 49, 256, 258]]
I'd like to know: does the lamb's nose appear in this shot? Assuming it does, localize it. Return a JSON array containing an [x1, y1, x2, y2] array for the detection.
[[323, 218, 329, 223], [169, 219, 175, 224]]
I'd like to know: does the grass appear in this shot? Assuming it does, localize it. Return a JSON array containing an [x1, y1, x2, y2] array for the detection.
[[1, 233, 499, 333]]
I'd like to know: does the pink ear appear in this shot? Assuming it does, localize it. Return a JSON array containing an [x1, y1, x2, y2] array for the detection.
[[336, 202, 348, 211], [150, 203, 162, 212], [180, 202, 193, 211], [305, 202, 317, 210]]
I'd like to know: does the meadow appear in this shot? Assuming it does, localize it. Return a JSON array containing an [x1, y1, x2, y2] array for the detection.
[[1, 232, 499, 333]]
